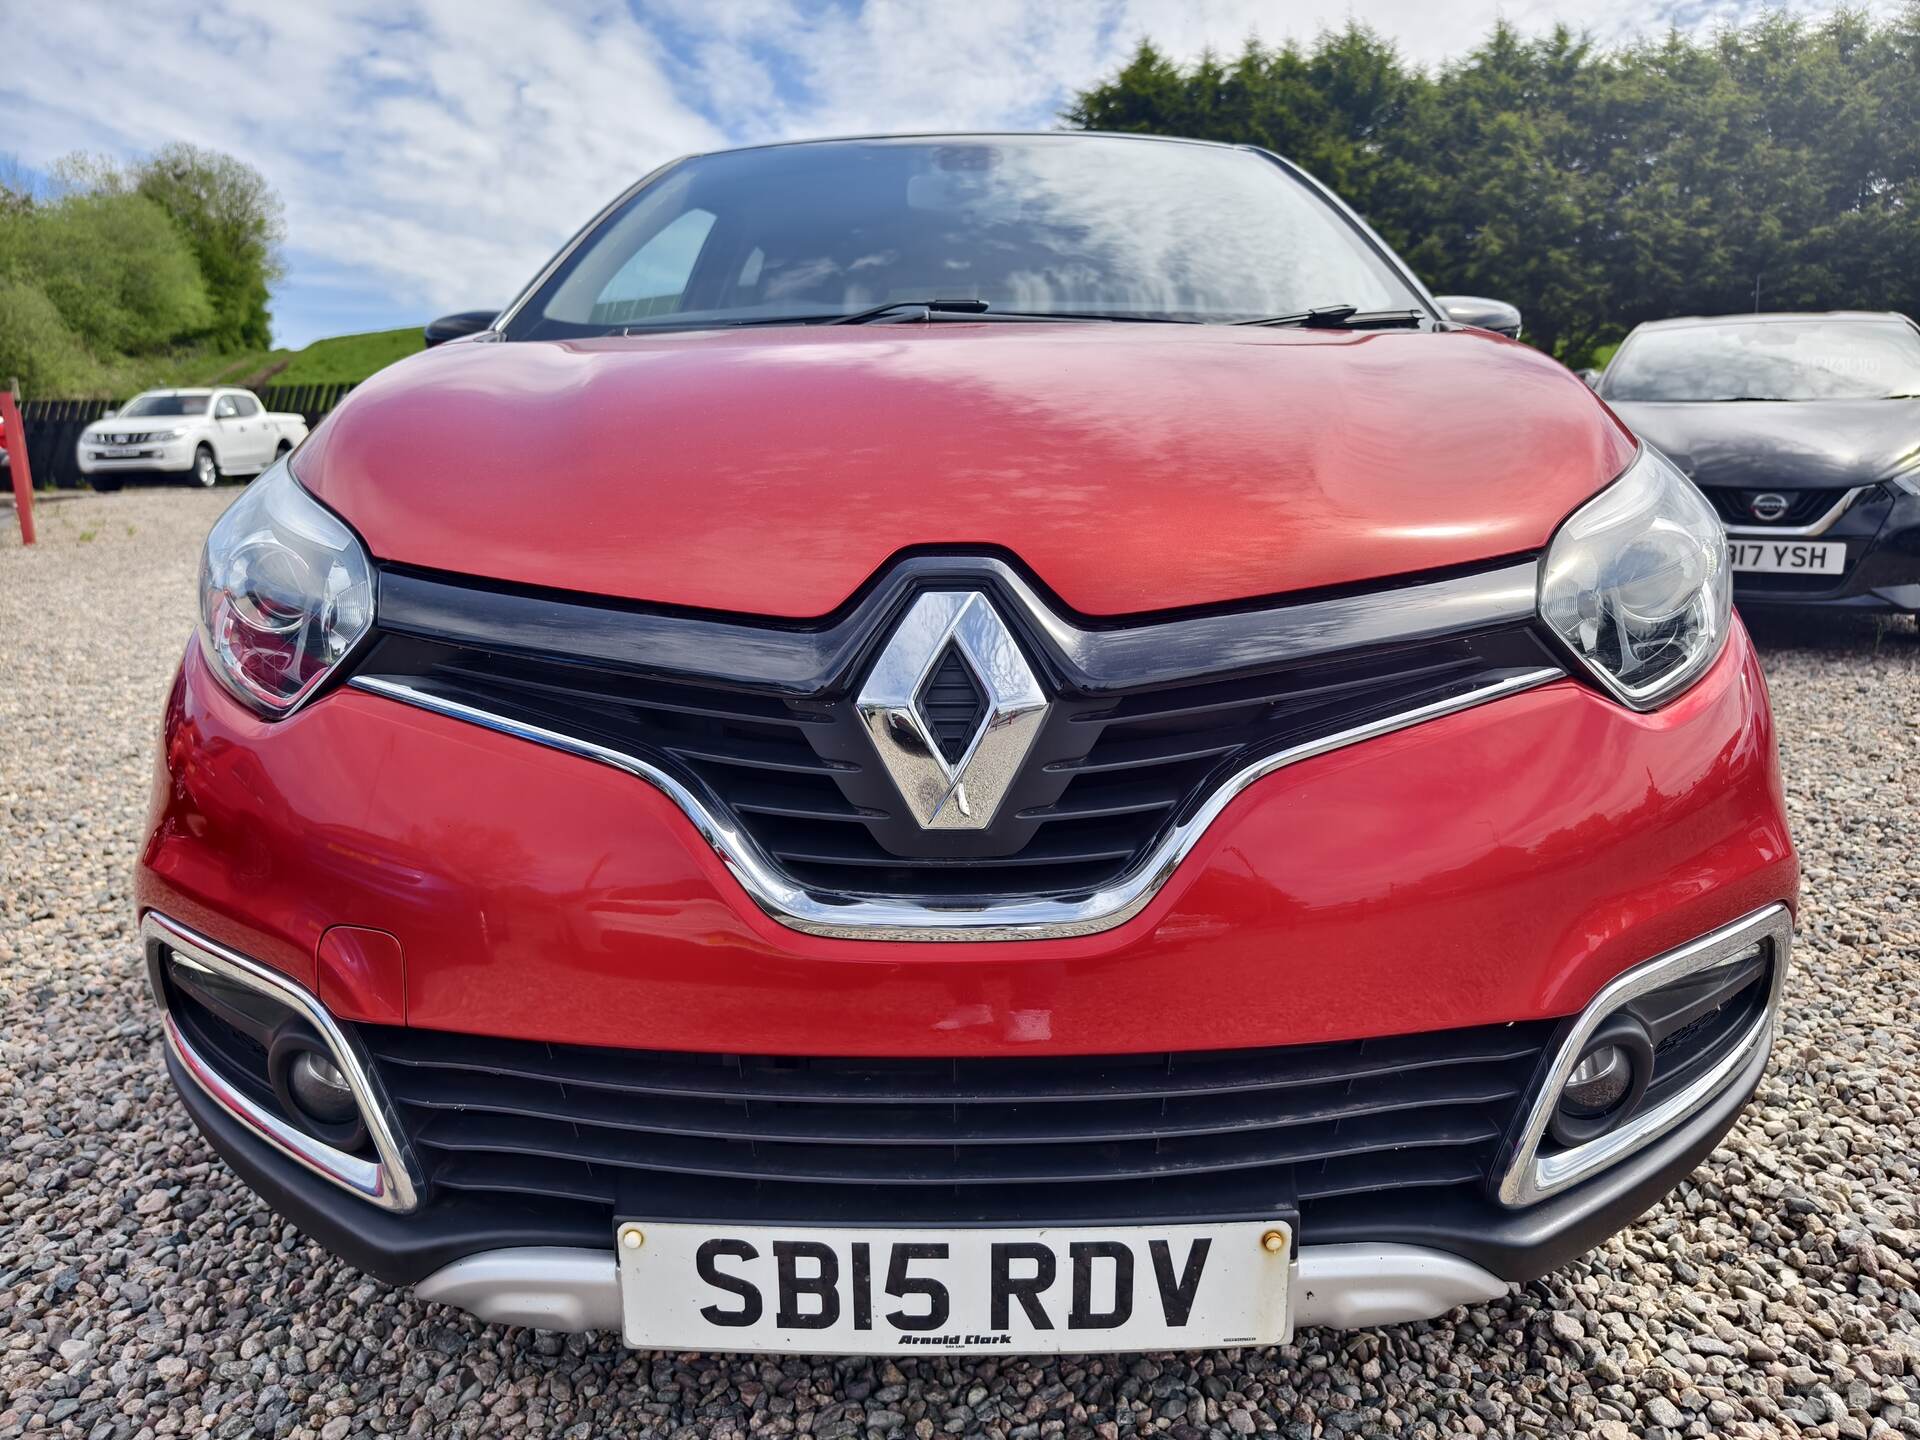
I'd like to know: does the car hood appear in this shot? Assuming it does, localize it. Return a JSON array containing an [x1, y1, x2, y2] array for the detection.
[[1609, 396, 1920, 492], [299, 324, 1634, 617]]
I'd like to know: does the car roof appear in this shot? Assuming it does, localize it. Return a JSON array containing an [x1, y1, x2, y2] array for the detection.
[[1629, 311, 1911, 332], [682, 130, 1241, 162]]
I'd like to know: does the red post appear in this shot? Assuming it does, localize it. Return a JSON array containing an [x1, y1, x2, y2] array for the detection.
[[1, 391, 34, 546]]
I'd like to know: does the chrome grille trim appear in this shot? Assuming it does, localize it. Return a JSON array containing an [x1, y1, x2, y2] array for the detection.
[[351, 666, 1562, 941]]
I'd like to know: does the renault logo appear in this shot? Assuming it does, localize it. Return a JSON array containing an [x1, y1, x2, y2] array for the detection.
[[1748, 492, 1790, 522], [855, 592, 1048, 830]]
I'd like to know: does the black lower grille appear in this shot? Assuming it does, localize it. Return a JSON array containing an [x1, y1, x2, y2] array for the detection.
[[360, 1021, 1554, 1227]]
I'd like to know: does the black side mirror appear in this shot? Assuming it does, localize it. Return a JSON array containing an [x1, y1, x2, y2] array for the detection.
[[424, 310, 500, 348], [1434, 296, 1523, 340]]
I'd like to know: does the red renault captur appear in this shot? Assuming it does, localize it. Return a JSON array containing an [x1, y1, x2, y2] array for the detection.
[[140, 133, 1795, 1353]]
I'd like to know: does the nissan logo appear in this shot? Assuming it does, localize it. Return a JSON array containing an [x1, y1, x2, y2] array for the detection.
[[1748, 492, 1791, 522]]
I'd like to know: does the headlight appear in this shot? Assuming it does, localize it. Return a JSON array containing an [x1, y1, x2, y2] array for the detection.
[[154, 428, 187, 441], [1539, 447, 1731, 709], [197, 459, 373, 716]]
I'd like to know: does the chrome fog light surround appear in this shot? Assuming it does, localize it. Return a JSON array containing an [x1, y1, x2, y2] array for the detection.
[[1497, 904, 1790, 1208], [142, 912, 419, 1213]]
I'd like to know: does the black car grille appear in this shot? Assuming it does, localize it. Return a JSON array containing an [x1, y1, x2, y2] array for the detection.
[[352, 622, 1555, 904], [1701, 486, 1849, 527], [361, 1021, 1554, 1226]]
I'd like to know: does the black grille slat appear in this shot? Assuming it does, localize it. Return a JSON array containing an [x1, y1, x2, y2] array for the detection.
[[1080, 653, 1481, 728], [379, 1061, 1528, 1146], [432, 1153, 617, 1206], [365, 1019, 1551, 1220], [409, 1106, 1508, 1186], [363, 1027, 1546, 1105]]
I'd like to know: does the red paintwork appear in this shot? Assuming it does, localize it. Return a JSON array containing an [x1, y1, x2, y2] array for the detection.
[[295, 325, 1637, 617], [1, 395, 35, 546], [316, 926, 406, 1026], [137, 624, 1796, 1058]]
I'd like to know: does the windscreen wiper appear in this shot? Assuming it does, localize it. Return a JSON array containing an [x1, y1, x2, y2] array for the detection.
[[830, 298, 992, 325], [830, 301, 1204, 326], [1233, 304, 1427, 330]]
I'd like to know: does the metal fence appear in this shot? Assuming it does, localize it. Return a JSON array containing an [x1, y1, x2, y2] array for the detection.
[[12, 383, 358, 489]]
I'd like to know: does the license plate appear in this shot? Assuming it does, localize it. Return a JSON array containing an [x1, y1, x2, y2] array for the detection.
[[1729, 538, 1845, 574], [95, 447, 141, 458], [616, 1220, 1291, 1354]]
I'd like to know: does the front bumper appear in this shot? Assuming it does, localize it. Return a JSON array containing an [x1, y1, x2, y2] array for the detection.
[[138, 617, 1797, 1337], [77, 441, 196, 476], [1730, 484, 1920, 613], [156, 905, 1784, 1330]]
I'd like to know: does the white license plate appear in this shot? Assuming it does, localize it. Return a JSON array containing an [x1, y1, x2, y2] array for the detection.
[[616, 1220, 1291, 1354], [1729, 538, 1845, 574], [95, 447, 142, 458]]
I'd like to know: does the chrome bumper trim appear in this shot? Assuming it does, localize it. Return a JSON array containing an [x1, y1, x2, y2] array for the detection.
[[1495, 903, 1791, 1207], [352, 666, 1562, 942], [412, 1242, 1509, 1337], [143, 912, 420, 1213]]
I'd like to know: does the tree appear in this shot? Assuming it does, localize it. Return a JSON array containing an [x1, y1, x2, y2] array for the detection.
[[136, 143, 285, 351], [1065, 9, 1920, 365], [17, 187, 213, 356]]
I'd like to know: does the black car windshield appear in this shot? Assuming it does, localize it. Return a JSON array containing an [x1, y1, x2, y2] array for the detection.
[[1603, 319, 1920, 402], [119, 393, 211, 417], [509, 136, 1422, 337]]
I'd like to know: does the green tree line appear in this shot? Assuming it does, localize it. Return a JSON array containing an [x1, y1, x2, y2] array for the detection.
[[0, 145, 284, 395], [1066, 6, 1920, 363]]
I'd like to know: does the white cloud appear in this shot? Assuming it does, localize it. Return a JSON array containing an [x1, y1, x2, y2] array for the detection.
[[0, 0, 1894, 345]]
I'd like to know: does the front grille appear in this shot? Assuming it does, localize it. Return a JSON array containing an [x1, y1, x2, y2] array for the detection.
[[360, 1021, 1554, 1227], [353, 621, 1554, 904], [1701, 486, 1849, 527]]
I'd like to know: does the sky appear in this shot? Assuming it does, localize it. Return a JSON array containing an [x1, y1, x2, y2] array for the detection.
[[0, 0, 1882, 348]]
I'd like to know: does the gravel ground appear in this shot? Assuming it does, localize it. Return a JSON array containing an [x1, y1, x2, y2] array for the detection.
[[3, 488, 1918, 1440]]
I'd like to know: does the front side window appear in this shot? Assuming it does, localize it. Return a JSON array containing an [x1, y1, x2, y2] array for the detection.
[[1604, 319, 1920, 402], [215, 396, 240, 419], [513, 137, 1421, 337]]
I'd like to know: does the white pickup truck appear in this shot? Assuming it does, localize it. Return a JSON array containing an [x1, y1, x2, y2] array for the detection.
[[78, 387, 309, 491]]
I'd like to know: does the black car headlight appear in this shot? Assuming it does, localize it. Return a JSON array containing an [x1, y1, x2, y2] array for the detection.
[[1539, 447, 1731, 709]]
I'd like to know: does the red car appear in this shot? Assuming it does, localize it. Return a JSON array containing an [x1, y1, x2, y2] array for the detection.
[[141, 134, 1795, 1353]]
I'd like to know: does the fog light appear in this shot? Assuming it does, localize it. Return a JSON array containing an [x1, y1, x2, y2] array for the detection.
[[1547, 1018, 1654, 1148], [289, 1050, 357, 1125], [1560, 1044, 1632, 1116], [269, 1030, 370, 1151]]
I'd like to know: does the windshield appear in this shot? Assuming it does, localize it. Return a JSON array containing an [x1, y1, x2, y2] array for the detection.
[[120, 393, 211, 417], [1603, 319, 1920, 402], [510, 136, 1422, 337]]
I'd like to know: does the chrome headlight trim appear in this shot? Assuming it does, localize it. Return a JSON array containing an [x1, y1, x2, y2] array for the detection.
[[143, 913, 420, 1213]]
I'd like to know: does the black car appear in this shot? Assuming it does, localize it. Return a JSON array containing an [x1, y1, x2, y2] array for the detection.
[[1598, 312, 1920, 615]]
